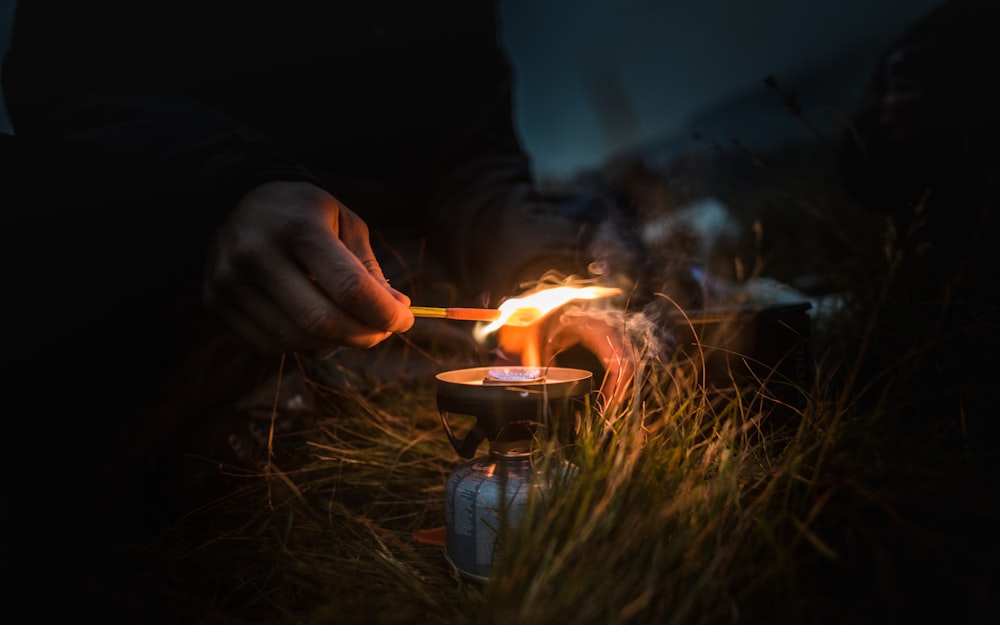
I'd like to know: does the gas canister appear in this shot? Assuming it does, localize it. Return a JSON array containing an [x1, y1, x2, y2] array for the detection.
[[436, 366, 591, 580]]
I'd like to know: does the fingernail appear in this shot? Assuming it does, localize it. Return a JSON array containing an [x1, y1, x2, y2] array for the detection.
[[389, 287, 411, 306]]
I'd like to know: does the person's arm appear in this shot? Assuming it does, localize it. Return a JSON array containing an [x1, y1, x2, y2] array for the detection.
[[420, 32, 640, 308], [2, 0, 413, 352]]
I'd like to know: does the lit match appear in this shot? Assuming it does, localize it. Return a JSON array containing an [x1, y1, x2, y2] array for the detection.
[[411, 285, 620, 329], [410, 306, 503, 322]]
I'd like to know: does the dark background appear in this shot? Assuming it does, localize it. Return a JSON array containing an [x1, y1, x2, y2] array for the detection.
[[1, 0, 941, 181]]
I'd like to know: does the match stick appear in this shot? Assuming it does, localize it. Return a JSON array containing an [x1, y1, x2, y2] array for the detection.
[[410, 306, 503, 322]]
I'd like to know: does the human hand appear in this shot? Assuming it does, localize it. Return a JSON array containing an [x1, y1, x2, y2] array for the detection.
[[496, 307, 636, 415], [542, 309, 636, 414], [203, 181, 414, 353]]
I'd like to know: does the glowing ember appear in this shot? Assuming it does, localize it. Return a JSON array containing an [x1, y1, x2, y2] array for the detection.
[[476, 285, 621, 338], [484, 367, 544, 384]]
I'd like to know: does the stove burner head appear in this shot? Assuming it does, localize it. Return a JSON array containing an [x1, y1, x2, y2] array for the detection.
[[436, 366, 593, 458], [484, 367, 544, 385]]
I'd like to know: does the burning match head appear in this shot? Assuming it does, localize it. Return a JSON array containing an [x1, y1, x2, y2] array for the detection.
[[480, 285, 623, 335], [411, 284, 622, 331]]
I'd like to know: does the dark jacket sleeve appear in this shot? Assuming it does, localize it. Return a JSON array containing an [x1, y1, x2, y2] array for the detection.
[[419, 20, 635, 306], [2, 0, 323, 223], [423, 77, 594, 305]]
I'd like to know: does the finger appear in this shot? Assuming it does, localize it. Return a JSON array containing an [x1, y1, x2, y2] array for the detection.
[[206, 274, 305, 352], [331, 208, 413, 306], [207, 249, 394, 351], [334, 207, 386, 279], [582, 335, 634, 414], [544, 315, 635, 411], [329, 200, 414, 311], [599, 347, 635, 413], [206, 273, 277, 353], [214, 299, 285, 354], [295, 235, 413, 334], [255, 261, 398, 349], [388, 286, 411, 305]]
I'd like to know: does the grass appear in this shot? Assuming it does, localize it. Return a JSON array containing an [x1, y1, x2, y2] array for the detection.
[[146, 287, 994, 624], [135, 121, 998, 624]]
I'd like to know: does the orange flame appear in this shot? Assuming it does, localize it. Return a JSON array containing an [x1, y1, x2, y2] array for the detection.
[[477, 285, 622, 336], [475, 285, 621, 367]]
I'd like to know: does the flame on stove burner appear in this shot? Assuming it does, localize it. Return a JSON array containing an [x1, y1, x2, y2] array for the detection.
[[484, 367, 544, 384], [475, 285, 621, 338]]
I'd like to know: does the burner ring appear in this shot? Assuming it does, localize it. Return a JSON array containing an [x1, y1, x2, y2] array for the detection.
[[435, 366, 592, 415], [484, 367, 544, 384]]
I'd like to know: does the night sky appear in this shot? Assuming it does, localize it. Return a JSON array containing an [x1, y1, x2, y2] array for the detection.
[[1, 0, 942, 179]]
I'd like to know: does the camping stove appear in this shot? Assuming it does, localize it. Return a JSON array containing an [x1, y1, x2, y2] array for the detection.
[[436, 366, 592, 581]]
